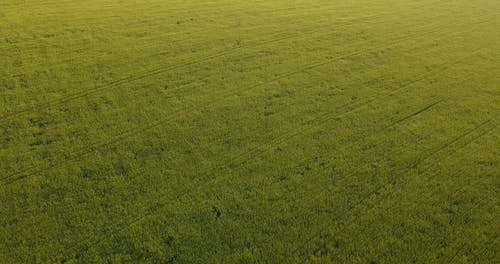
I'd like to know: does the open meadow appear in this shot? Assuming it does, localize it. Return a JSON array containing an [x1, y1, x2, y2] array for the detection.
[[0, 0, 499, 263]]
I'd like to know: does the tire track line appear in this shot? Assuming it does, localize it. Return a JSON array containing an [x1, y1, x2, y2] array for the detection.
[[413, 118, 499, 171], [469, 233, 499, 264], [386, 100, 443, 128], [445, 193, 499, 264], [441, 195, 499, 264]]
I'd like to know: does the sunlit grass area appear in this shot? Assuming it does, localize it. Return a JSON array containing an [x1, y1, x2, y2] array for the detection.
[[0, 0, 499, 263]]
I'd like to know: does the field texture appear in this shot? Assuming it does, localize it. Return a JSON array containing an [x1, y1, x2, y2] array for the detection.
[[1, 0, 499, 263]]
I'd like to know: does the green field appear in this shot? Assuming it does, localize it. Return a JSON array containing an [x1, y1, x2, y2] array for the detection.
[[1, 0, 499, 263]]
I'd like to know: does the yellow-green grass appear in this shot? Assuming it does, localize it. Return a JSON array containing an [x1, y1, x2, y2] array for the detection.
[[0, 0, 499, 263]]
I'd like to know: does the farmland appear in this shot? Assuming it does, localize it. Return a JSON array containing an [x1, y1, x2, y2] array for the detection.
[[0, 0, 499, 263]]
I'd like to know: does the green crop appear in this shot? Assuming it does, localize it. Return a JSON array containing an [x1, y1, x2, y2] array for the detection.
[[0, 0, 498, 263]]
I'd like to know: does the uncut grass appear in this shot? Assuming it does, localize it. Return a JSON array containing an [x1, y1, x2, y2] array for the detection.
[[307, 131, 499, 263], [169, 65, 496, 262], [69, 43, 500, 262], [0, 0, 463, 114], [292, 80, 496, 261], [80, 74, 498, 262], [7, 32, 480, 262], [0, 16, 476, 194], [0, 5, 487, 181], [0, 27, 452, 183], [0, 0, 379, 111], [1, 0, 500, 263], [1, 29, 498, 264], [2, 7, 494, 183], [95, 129, 498, 263]]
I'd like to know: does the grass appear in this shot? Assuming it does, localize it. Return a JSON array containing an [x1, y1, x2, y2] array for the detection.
[[0, 0, 499, 263]]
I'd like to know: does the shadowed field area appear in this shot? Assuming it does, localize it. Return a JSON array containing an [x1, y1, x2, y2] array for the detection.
[[0, 0, 499, 263]]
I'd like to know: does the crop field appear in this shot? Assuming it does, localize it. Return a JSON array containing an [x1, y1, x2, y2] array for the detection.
[[1, 0, 499, 263]]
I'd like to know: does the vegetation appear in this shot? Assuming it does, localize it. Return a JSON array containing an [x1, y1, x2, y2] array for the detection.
[[0, 0, 498, 263]]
